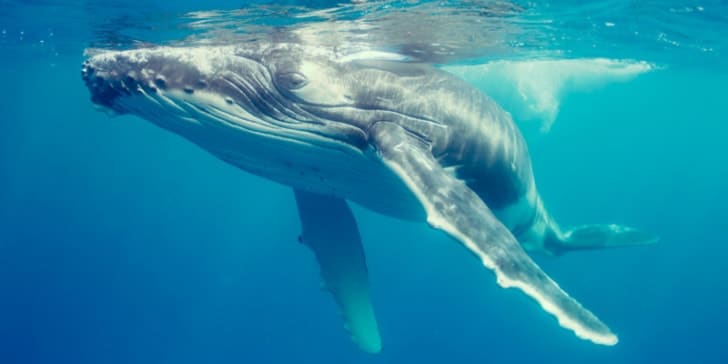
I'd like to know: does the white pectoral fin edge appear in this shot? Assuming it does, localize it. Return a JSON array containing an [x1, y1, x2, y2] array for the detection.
[[432, 215, 618, 346], [370, 121, 618, 346]]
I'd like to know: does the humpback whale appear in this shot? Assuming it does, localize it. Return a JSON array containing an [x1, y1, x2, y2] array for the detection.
[[81, 43, 657, 353]]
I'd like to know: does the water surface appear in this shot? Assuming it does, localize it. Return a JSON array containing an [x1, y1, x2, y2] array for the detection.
[[1, 1, 726, 363]]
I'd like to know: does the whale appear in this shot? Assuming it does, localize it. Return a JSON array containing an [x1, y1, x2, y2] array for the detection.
[[81, 42, 657, 353]]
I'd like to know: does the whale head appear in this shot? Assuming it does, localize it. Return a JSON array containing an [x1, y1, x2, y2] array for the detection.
[[81, 44, 373, 148]]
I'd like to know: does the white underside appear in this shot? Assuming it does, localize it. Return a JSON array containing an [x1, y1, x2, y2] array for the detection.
[[118, 89, 425, 220]]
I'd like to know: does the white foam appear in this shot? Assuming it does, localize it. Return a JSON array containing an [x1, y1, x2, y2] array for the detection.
[[443, 58, 656, 132]]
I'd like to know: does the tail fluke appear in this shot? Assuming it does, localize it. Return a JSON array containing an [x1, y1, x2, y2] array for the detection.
[[546, 224, 658, 254]]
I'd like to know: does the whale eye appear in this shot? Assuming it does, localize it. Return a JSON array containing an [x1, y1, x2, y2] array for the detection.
[[276, 72, 308, 90]]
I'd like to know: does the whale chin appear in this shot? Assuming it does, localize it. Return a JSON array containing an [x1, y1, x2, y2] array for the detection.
[[82, 61, 140, 115]]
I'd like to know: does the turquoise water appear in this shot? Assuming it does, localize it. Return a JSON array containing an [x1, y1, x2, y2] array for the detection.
[[1, 1, 727, 363]]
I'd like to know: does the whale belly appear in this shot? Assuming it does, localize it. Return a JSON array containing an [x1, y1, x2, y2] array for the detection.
[[189, 124, 426, 221]]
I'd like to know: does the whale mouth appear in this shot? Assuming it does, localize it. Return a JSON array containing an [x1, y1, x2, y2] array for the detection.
[[82, 61, 124, 113], [82, 59, 163, 115]]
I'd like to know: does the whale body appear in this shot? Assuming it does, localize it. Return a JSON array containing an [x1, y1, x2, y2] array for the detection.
[[82, 42, 657, 352]]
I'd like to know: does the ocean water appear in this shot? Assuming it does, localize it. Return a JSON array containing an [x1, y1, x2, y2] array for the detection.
[[1, 1, 726, 363]]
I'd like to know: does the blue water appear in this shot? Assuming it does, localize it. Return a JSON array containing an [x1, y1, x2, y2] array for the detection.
[[1, 1, 726, 363]]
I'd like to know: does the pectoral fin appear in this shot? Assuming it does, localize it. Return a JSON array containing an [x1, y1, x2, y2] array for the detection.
[[294, 189, 382, 353], [370, 121, 617, 346]]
